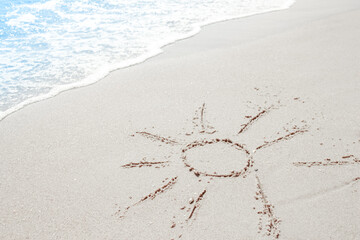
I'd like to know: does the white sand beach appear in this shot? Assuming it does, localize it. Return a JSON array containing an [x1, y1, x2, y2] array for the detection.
[[1, 0, 360, 239]]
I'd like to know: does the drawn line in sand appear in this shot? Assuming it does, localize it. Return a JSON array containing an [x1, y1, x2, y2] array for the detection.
[[256, 127, 308, 151], [187, 103, 216, 135], [135, 131, 180, 145], [116, 176, 178, 218], [289, 151, 360, 205], [181, 138, 252, 178], [255, 175, 281, 239], [119, 100, 310, 239], [121, 161, 170, 168], [238, 106, 273, 134], [188, 189, 207, 220], [198, 103, 216, 134], [293, 155, 360, 167]]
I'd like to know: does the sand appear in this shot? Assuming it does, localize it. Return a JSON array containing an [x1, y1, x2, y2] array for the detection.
[[1, 0, 360, 239]]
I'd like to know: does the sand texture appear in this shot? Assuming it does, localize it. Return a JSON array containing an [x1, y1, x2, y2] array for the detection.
[[1, 0, 360, 239]]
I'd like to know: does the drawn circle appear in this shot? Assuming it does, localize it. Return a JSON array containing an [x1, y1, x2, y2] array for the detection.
[[181, 138, 253, 178]]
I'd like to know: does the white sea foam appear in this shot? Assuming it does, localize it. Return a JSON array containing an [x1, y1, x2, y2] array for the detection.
[[0, 0, 295, 121]]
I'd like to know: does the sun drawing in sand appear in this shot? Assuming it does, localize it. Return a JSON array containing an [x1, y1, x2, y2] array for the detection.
[[116, 102, 314, 239]]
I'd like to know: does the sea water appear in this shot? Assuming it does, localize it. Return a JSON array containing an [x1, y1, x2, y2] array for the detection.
[[0, 0, 295, 120]]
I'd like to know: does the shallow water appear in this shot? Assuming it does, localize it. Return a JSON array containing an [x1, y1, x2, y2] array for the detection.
[[0, 0, 295, 120]]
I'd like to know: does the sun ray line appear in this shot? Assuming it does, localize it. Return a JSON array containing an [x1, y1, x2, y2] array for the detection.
[[200, 103, 206, 132], [293, 159, 360, 167], [255, 176, 275, 218], [135, 131, 180, 145], [256, 127, 308, 151], [116, 176, 178, 218], [238, 106, 273, 135], [255, 175, 281, 239], [188, 189, 207, 220], [190, 103, 216, 135], [121, 161, 170, 168]]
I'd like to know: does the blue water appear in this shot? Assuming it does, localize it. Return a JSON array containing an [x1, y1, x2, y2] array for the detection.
[[0, 0, 295, 120]]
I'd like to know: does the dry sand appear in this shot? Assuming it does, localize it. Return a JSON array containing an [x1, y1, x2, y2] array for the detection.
[[1, 0, 360, 239]]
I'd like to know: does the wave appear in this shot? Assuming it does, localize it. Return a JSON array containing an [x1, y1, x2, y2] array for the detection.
[[0, 0, 295, 121]]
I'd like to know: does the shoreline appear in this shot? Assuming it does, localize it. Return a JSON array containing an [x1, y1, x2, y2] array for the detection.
[[1, 0, 360, 239], [0, 2, 295, 122]]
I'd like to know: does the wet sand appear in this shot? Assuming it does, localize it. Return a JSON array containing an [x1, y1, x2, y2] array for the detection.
[[1, 0, 360, 239]]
